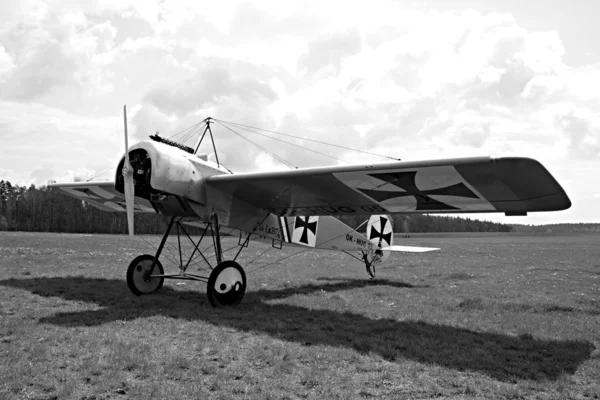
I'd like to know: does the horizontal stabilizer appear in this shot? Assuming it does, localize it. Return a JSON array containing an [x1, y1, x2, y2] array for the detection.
[[382, 245, 440, 253]]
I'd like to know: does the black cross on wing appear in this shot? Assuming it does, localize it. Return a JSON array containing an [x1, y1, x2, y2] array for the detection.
[[294, 216, 317, 245], [358, 171, 479, 211]]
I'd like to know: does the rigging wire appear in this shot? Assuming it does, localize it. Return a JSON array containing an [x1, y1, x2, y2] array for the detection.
[[214, 120, 297, 169], [86, 167, 115, 182], [217, 120, 352, 164], [173, 125, 203, 148], [132, 217, 183, 269], [161, 117, 402, 172], [166, 121, 204, 142], [214, 118, 401, 162]]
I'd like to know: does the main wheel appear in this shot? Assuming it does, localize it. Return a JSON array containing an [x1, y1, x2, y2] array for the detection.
[[126, 254, 165, 296], [206, 260, 246, 307]]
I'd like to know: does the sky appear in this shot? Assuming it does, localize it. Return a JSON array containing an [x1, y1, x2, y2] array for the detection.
[[0, 0, 599, 225]]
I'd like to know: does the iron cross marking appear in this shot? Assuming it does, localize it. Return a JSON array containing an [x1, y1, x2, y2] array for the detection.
[[358, 171, 479, 211], [295, 216, 317, 245], [370, 216, 392, 246]]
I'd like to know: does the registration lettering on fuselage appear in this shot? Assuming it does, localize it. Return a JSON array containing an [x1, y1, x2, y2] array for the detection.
[[255, 222, 281, 240]]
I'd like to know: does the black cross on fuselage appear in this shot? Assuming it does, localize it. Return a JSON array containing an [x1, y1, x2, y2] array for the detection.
[[358, 171, 479, 211], [369, 216, 392, 247], [295, 216, 317, 244]]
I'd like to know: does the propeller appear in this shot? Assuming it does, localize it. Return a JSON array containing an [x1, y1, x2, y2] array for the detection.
[[122, 105, 134, 236]]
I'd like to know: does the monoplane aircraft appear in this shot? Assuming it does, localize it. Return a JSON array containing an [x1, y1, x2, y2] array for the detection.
[[50, 107, 571, 307]]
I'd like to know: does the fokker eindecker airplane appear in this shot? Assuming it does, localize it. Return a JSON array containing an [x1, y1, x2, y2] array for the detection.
[[50, 107, 571, 307]]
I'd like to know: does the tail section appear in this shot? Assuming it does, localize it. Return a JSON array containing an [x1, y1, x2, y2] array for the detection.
[[289, 215, 373, 252], [212, 212, 438, 280], [363, 214, 439, 278], [364, 214, 440, 256], [365, 214, 394, 263], [363, 214, 393, 277]]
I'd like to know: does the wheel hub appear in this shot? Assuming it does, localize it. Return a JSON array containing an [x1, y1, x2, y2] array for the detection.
[[207, 260, 246, 307]]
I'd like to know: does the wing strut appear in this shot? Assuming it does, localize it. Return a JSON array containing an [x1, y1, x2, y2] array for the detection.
[[211, 212, 223, 264], [194, 117, 220, 167]]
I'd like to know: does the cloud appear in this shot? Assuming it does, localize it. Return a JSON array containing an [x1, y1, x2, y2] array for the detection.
[[55, 168, 98, 183], [554, 107, 600, 159], [0, 0, 598, 228], [0, 167, 33, 187], [128, 103, 174, 143], [0, 10, 117, 100], [30, 164, 55, 184], [231, 2, 316, 36], [298, 29, 362, 77], [143, 58, 278, 117], [0, 22, 77, 100], [0, 46, 16, 83], [0, 100, 121, 186]]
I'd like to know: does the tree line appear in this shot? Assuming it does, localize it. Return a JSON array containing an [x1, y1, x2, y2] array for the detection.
[[511, 223, 600, 234], [0, 180, 174, 234], [336, 214, 513, 233], [0, 180, 513, 234]]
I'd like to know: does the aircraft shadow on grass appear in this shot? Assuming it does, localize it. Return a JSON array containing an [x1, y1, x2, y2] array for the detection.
[[1, 276, 594, 382]]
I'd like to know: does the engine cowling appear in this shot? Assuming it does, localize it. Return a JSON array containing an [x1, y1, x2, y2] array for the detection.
[[115, 140, 229, 207]]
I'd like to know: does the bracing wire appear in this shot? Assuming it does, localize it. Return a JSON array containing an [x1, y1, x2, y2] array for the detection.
[[160, 117, 402, 173], [166, 121, 204, 142], [132, 218, 182, 269], [214, 118, 401, 162], [214, 120, 297, 169], [175, 126, 203, 148], [85, 167, 115, 182], [217, 120, 352, 164]]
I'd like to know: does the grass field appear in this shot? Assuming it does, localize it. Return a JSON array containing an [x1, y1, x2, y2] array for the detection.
[[0, 231, 599, 399]]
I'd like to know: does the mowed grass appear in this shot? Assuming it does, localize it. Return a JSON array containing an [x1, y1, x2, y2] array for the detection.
[[0, 231, 599, 399]]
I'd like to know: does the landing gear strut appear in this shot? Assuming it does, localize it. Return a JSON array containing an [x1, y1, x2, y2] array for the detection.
[[125, 214, 248, 307]]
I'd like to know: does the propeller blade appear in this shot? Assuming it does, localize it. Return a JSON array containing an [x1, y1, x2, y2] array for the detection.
[[123, 105, 134, 236]]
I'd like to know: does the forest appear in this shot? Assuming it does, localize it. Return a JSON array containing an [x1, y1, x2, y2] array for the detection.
[[511, 223, 600, 233], [0, 180, 515, 234]]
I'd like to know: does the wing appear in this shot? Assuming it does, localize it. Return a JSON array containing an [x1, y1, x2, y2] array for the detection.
[[205, 157, 570, 216], [48, 181, 157, 213]]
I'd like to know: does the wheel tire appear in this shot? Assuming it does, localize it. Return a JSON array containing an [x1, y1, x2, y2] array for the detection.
[[126, 254, 165, 296], [206, 260, 246, 307]]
